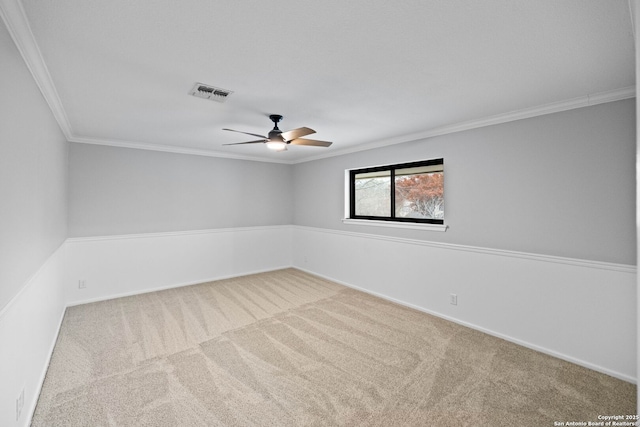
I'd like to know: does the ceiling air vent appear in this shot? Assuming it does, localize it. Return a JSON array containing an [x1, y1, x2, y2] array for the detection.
[[189, 83, 233, 103]]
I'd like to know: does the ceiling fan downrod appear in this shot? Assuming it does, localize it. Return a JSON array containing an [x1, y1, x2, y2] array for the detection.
[[269, 114, 283, 129]]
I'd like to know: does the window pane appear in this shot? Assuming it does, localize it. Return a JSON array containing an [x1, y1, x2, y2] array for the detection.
[[395, 167, 444, 219], [355, 171, 391, 216]]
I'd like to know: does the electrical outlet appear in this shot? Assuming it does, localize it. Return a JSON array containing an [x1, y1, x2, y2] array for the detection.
[[304, 256, 308, 263], [16, 387, 24, 421], [450, 293, 458, 305], [78, 279, 86, 289]]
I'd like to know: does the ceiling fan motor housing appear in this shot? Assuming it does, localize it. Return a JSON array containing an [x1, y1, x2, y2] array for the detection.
[[268, 130, 283, 140]]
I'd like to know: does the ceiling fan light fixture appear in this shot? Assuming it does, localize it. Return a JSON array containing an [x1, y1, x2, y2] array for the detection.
[[266, 140, 287, 151]]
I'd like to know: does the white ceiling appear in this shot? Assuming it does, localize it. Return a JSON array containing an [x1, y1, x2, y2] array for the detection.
[[4, 0, 636, 163]]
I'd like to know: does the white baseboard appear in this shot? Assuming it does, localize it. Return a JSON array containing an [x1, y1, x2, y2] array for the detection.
[[0, 244, 67, 427], [292, 225, 637, 383], [294, 265, 636, 384], [67, 265, 292, 306], [65, 225, 293, 305], [25, 305, 66, 427]]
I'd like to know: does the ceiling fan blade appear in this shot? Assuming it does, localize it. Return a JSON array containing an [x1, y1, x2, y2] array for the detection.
[[289, 138, 332, 147], [281, 127, 315, 141], [222, 139, 266, 146], [222, 128, 268, 139]]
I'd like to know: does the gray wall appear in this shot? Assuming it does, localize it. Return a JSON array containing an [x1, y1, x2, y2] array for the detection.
[[63, 97, 637, 263], [68, 144, 294, 236], [0, 21, 68, 311], [293, 99, 636, 265]]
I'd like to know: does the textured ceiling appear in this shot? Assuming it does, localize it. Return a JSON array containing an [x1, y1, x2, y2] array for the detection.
[[9, 0, 637, 162]]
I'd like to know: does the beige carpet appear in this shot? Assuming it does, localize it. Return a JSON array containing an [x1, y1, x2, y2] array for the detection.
[[32, 269, 635, 426]]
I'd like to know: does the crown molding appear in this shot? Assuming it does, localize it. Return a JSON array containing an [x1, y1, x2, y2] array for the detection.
[[2, 0, 634, 165], [68, 85, 636, 165], [68, 136, 293, 164], [0, 0, 73, 139], [295, 86, 636, 164]]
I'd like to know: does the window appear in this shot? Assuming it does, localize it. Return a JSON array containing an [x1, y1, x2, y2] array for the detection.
[[349, 159, 444, 224]]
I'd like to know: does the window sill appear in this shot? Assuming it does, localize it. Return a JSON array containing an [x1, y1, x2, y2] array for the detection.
[[341, 219, 448, 232]]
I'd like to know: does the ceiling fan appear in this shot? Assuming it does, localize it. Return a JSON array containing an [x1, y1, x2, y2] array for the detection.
[[222, 114, 332, 152]]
